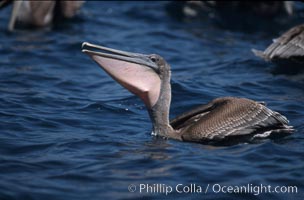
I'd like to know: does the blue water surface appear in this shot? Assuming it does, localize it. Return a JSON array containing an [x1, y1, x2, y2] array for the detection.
[[0, 1, 303, 200]]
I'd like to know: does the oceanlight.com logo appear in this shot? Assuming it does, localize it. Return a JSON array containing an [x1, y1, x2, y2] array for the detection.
[[127, 183, 298, 196], [212, 184, 298, 196]]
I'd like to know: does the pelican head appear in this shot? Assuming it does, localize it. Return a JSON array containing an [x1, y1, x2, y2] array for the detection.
[[82, 42, 171, 109], [82, 42, 175, 138]]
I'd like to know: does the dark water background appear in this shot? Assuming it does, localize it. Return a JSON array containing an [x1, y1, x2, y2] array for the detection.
[[0, 1, 304, 200]]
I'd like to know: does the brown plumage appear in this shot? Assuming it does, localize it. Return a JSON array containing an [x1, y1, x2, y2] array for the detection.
[[171, 97, 292, 144], [4, 0, 84, 31], [82, 42, 294, 145], [253, 24, 304, 66]]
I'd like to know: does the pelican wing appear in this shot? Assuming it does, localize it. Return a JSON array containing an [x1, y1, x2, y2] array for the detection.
[[170, 100, 216, 130], [253, 24, 304, 60], [174, 97, 292, 143]]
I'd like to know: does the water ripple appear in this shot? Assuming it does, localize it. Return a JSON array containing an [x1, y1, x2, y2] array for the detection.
[[0, 1, 303, 200]]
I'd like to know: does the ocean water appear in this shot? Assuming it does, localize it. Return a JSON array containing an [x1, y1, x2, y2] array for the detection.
[[0, 1, 303, 200]]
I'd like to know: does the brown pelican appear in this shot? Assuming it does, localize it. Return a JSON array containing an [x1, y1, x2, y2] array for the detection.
[[253, 24, 304, 72], [82, 42, 293, 144], [0, 0, 84, 31], [167, 1, 293, 20], [166, 1, 293, 32], [181, 1, 293, 17]]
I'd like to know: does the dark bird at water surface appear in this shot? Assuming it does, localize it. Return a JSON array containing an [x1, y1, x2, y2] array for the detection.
[[253, 24, 304, 74], [82, 42, 294, 145], [0, 0, 84, 31]]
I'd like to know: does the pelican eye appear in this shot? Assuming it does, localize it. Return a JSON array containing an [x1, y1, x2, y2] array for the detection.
[[150, 56, 158, 63]]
